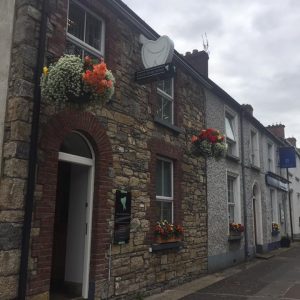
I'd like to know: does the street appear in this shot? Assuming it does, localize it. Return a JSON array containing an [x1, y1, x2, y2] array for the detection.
[[181, 243, 300, 300]]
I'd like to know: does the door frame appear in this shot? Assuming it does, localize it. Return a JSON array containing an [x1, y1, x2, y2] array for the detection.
[[58, 132, 95, 299]]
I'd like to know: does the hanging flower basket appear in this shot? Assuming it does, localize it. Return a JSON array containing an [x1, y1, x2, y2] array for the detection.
[[153, 220, 184, 243], [41, 55, 115, 104], [191, 128, 227, 159]]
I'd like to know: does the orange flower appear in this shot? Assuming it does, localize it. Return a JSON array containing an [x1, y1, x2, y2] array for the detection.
[[191, 135, 198, 143]]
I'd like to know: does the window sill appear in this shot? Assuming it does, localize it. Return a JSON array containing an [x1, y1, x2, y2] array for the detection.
[[149, 241, 183, 252], [226, 154, 240, 163], [154, 117, 183, 134], [250, 164, 261, 172]]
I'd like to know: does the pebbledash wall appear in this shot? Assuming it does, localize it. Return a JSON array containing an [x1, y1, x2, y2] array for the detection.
[[0, 0, 209, 299], [205, 89, 245, 272]]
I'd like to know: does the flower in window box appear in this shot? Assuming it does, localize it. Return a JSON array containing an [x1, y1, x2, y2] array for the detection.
[[229, 222, 245, 235], [41, 54, 115, 104], [191, 128, 227, 159], [271, 222, 280, 236], [154, 220, 183, 243]]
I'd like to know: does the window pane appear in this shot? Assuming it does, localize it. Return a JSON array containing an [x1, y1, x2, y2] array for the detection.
[[228, 204, 234, 223], [154, 201, 162, 221], [162, 201, 172, 223], [162, 98, 172, 123], [227, 176, 234, 203], [154, 201, 172, 222], [157, 79, 172, 96], [156, 96, 163, 120], [65, 40, 84, 57], [163, 161, 172, 197], [60, 132, 92, 158], [85, 12, 102, 51], [156, 160, 163, 196], [225, 116, 235, 140], [68, 1, 85, 41]]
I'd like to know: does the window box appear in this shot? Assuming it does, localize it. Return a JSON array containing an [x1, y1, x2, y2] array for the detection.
[[228, 234, 242, 241], [149, 241, 183, 252], [154, 236, 183, 244]]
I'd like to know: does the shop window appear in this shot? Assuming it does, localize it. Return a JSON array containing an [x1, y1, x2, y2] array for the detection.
[[66, 0, 105, 58], [156, 79, 174, 125], [155, 157, 173, 222], [225, 112, 238, 157], [227, 173, 241, 224]]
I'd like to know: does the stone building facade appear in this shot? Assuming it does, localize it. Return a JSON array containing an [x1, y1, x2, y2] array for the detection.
[[0, 0, 209, 299], [199, 51, 296, 271]]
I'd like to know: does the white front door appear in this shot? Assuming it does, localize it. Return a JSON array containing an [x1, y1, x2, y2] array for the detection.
[[58, 152, 94, 299]]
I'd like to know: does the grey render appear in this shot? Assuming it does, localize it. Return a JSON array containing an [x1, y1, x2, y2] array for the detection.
[[205, 85, 294, 273]]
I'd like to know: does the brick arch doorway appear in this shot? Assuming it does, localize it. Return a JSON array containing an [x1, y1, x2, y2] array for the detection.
[[50, 131, 95, 298], [29, 111, 113, 299]]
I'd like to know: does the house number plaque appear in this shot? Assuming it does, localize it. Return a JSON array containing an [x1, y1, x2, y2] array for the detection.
[[114, 190, 131, 244]]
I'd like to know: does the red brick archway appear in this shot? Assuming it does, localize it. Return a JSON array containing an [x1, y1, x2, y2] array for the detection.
[[28, 110, 113, 297]]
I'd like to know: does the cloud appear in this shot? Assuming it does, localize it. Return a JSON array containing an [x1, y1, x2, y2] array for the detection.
[[123, 0, 300, 143]]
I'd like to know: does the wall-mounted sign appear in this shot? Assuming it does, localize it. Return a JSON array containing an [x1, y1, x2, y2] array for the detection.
[[114, 190, 131, 244], [265, 172, 289, 192], [279, 147, 296, 168], [140, 35, 174, 69], [135, 63, 176, 84]]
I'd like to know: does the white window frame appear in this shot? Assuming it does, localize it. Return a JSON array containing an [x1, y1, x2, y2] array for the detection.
[[224, 109, 239, 157], [227, 171, 241, 225], [156, 156, 174, 222], [156, 79, 174, 125], [67, 0, 105, 58], [250, 129, 260, 167]]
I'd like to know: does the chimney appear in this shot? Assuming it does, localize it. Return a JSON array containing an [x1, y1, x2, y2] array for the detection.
[[287, 137, 297, 147], [241, 104, 253, 116], [266, 124, 285, 139], [184, 49, 209, 77]]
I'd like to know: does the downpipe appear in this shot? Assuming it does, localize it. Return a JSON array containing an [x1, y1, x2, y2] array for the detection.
[[18, 0, 49, 298]]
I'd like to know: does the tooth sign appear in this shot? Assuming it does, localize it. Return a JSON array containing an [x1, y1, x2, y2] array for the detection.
[[140, 34, 174, 68]]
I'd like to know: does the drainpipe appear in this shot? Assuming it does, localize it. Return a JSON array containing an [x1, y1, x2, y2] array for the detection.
[[240, 109, 249, 259], [18, 0, 49, 298]]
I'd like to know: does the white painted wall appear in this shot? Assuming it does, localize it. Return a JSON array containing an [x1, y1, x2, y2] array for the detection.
[[0, 0, 15, 171], [65, 164, 88, 284]]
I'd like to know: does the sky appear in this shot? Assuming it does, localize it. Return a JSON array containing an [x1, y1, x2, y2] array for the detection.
[[122, 0, 300, 144]]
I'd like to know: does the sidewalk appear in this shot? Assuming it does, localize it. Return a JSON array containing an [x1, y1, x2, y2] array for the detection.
[[145, 243, 297, 300]]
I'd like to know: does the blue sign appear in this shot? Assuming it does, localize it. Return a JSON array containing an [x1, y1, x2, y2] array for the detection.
[[279, 147, 296, 168]]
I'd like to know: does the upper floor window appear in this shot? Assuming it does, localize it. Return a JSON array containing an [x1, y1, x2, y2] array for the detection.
[[156, 79, 174, 125], [227, 173, 241, 224], [250, 130, 260, 167], [267, 143, 274, 172], [155, 157, 173, 222], [66, 0, 105, 58], [225, 112, 238, 156]]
